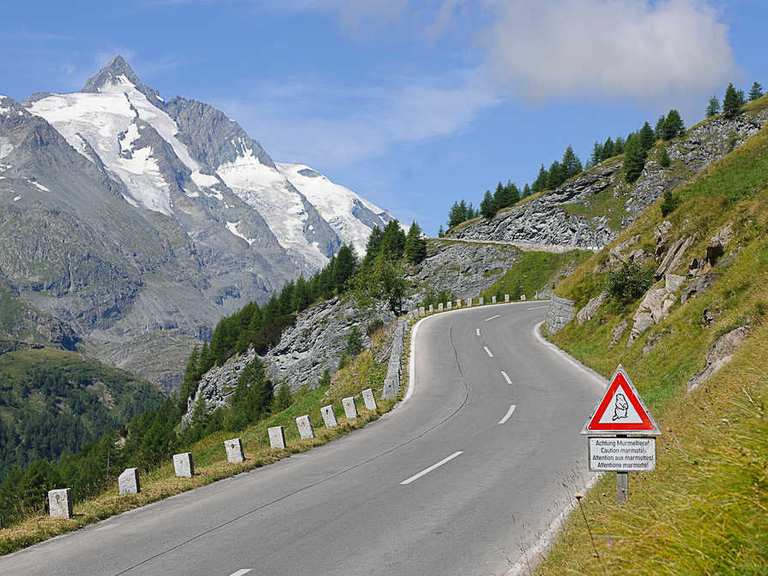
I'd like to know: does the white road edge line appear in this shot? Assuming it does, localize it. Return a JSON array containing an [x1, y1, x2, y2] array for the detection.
[[400, 451, 463, 485], [476, 328, 481, 336], [526, 305, 549, 310], [503, 322, 609, 576], [500, 370, 512, 385], [497, 404, 516, 425], [229, 570, 252, 576], [484, 314, 501, 322], [483, 346, 494, 358]]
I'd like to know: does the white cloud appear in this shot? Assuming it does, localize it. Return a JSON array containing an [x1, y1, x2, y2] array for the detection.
[[216, 71, 498, 167], [484, 0, 735, 101]]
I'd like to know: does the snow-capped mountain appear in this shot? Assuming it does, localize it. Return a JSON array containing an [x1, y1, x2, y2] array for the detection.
[[0, 56, 393, 389]]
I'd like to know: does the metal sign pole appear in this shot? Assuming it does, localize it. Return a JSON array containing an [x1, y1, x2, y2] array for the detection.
[[616, 471, 629, 504]]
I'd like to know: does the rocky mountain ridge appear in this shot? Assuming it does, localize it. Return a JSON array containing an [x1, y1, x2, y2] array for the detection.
[[449, 108, 768, 250], [0, 56, 392, 390]]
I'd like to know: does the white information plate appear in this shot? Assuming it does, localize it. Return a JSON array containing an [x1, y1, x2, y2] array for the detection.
[[589, 437, 656, 472]]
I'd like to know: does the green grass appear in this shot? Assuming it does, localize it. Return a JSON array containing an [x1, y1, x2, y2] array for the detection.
[[535, 122, 768, 575], [480, 250, 591, 301], [0, 328, 398, 554]]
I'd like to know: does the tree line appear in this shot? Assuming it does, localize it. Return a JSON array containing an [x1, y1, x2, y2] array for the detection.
[[707, 81, 763, 119]]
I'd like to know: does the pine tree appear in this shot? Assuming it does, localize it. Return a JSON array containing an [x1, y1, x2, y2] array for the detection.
[[437, 225, 444, 238], [623, 134, 647, 183], [614, 137, 625, 155], [602, 138, 615, 160], [380, 220, 406, 260], [334, 245, 357, 291], [561, 146, 583, 179], [749, 81, 764, 101], [448, 202, 464, 228], [522, 183, 531, 197], [480, 190, 497, 219], [531, 164, 548, 192], [654, 116, 666, 139], [591, 142, 604, 166], [404, 221, 427, 264], [658, 146, 671, 168], [723, 83, 742, 119], [546, 160, 566, 189], [639, 121, 656, 152], [178, 346, 200, 411], [662, 110, 684, 140], [273, 381, 292, 411], [706, 96, 721, 117]]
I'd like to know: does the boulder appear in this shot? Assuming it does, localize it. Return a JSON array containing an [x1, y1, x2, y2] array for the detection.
[[576, 292, 606, 325], [687, 326, 749, 391]]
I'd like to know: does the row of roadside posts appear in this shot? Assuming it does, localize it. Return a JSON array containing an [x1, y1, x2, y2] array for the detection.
[[416, 292, 526, 316], [46, 389, 379, 519], [581, 365, 661, 503]]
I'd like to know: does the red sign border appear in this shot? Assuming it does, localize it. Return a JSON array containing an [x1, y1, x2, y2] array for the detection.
[[582, 366, 661, 436]]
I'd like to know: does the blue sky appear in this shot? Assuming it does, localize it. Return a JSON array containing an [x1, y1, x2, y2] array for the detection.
[[1, 1, 766, 233]]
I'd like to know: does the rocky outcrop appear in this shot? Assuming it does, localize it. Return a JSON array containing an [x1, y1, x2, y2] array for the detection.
[[687, 326, 750, 392], [628, 273, 685, 344], [577, 292, 607, 324], [450, 108, 768, 251], [406, 240, 520, 307]]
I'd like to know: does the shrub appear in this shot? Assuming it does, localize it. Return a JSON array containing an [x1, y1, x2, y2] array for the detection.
[[606, 262, 654, 304], [660, 190, 680, 216]]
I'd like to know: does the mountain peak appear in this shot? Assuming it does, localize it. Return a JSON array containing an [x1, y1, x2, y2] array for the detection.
[[81, 55, 164, 106]]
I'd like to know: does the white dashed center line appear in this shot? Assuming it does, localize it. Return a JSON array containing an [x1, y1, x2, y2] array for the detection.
[[400, 451, 464, 485], [484, 314, 501, 322], [498, 404, 517, 425], [229, 570, 252, 576], [483, 346, 494, 358], [500, 370, 512, 384], [476, 328, 481, 336]]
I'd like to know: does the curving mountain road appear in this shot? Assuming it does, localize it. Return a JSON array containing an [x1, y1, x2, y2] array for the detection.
[[0, 303, 603, 576]]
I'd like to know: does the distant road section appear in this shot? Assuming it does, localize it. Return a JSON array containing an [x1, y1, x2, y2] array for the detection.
[[0, 303, 602, 576]]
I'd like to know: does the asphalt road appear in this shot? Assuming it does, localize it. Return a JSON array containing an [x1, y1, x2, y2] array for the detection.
[[1, 302, 604, 576]]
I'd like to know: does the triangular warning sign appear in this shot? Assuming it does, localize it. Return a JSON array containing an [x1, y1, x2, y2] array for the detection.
[[581, 366, 660, 436]]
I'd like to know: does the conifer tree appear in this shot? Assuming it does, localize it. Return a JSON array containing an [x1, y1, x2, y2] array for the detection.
[[749, 81, 764, 101], [602, 137, 615, 159], [480, 190, 497, 219], [723, 83, 742, 119], [706, 96, 721, 117], [662, 110, 685, 140], [658, 146, 671, 168], [404, 221, 427, 264], [273, 381, 292, 411], [437, 225, 444, 238], [178, 346, 200, 411], [623, 134, 646, 183], [614, 137, 625, 155], [654, 116, 666, 139], [591, 142, 604, 166], [531, 164, 548, 192], [334, 245, 357, 291], [639, 121, 656, 152], [561, 146, 583, 178], [522, 183, 531, 197]]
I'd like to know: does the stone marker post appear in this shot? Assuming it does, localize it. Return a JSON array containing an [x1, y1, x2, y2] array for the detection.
[[456, 298, 461, 307], [173, 452, 194, 478], [521, 294, 527, 301], [505, 294, 510, 302], [118, 468, 140, 495], [438, 302, 443, 311], [362, 388, 377, 411], [320, 405, 338, 428], [428, 304, 433, 313], [479, 296, 485, 305], [447, 301, 453, 310], [48, 488, 73, 519], [268, 426, 286, 449], [224, 438, 245, 464], [296, 415, 315, 439], [419, 307, 425, 316], [342, 396, 358, 420], [492, 295, 497, 304], [467, 297, 472, 307]]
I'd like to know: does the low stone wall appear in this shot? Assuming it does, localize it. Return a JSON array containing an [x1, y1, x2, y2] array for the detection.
[[382, 320, 407, 399], [546, 296, 576, 334]]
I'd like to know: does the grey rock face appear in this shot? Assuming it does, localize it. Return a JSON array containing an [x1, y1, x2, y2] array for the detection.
[[82, 55, 164, 109], [687, 326, 749, 392], [407, 241, 520, 307], [451, 109, 768, 251], [576, 292, 606, 325]]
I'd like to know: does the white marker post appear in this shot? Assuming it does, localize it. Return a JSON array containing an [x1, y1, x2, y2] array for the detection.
[[581, 366, 661, 504]]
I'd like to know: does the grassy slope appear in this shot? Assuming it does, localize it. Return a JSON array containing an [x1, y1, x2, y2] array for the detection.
[[481, 250, 591, 301], [0, 329, 396, 554], [534, 113, 768, 574]]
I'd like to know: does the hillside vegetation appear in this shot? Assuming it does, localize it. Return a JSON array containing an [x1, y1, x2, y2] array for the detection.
[[535, 97, 768, 575]]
